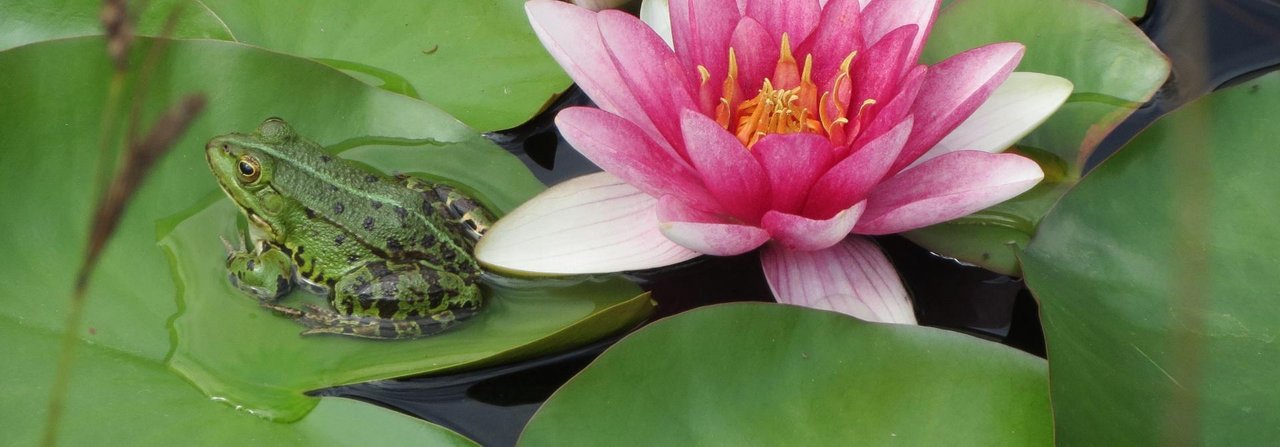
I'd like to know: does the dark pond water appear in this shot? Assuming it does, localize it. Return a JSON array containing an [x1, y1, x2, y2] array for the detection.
[[324, 1, 1280, 445]]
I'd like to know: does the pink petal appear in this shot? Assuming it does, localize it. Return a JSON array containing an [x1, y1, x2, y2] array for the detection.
[[910, 72, 1073, 167], [476, 173, 699, 275], [894, 42, 1025, 172], [751, 133, 835, 215], [526, 1, 663, 146], [797, 0, 862, 88], [658, 195, 771, 255], [681, 110, 771, 224], [656, 192, 769, 257], [598, 10, 698, 153], [850, 25, 918, 109], [729, 18, 775, 96], [855, 151, 1045, 235], [761, 201, 866, 251], [556, 107, 721, 212], [860, 0, 939, 74], [655, 194, 727, 223], [743, 0, 822, 44], [857, 64, 925, 146], [760, 236, 916, 324], [805, 117, 913, 218], [669, 0, 739, 82]]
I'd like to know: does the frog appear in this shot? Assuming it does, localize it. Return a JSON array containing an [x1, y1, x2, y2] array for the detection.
[[204, 117, 495, 340]]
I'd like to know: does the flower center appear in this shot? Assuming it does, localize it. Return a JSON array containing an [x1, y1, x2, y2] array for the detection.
[[703, 34, 874, 149]]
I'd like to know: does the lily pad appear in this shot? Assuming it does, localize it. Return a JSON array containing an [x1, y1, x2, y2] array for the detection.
[[908, 0, 1170, 275], [1022, 72, 1280, 444], [520, 303, 1052, 446], [0, 0, 572, 131], [0, 36, 647, 441]]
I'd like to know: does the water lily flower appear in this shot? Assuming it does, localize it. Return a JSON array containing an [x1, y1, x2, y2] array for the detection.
[[477, 0, 1071, 324]]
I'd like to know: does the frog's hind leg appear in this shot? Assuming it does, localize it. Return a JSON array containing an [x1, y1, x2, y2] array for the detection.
[[282, 261, 482, 340], [397, 175, 494, 241], [268, 303, 477, 339], [435, 185, 494, 239]]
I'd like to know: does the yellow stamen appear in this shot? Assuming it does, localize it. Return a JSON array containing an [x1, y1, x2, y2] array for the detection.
[[715, 40, 868, 149], [715, 49, 740, 128]]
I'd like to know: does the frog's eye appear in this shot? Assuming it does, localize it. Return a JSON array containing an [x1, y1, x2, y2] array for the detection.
[[237, 156, 261, 183]]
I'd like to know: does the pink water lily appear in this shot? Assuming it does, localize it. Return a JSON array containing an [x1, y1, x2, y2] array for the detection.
[[477, 0, 1071, 324]]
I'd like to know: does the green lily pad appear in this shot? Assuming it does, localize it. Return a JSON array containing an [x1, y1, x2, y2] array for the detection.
[[909, 0, 1170, 275], [1022, 72, 1280, 445], [0, 36, 647, 442], [520, 303, 1052, 446], [0, 0, 571, 131], [5, 320, 477, 446]]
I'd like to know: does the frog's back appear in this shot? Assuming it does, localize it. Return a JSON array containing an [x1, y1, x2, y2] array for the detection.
[[259, 132, 474, 270]]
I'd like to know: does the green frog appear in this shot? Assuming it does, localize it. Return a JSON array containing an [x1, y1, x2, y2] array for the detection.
[[205, 118, 494, 339]]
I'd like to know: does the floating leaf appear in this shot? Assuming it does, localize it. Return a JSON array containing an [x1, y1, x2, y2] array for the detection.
[[0, 37, 647, 442], [520, 303, 1051, 446], [0, 0, 571, 131], [1023, 72, 1280, 444]]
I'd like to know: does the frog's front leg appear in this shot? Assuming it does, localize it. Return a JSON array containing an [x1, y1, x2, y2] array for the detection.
[[223, 237, 294, 301], [280, 261, 482, 339]]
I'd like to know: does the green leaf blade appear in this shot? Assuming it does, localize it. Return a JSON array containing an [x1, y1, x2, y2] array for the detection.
[[520, 303, 1052, 446], [1023, 72, 1280, 445]]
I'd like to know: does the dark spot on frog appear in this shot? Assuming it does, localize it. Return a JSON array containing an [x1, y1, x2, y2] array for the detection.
[[365, 175, 379, 183], [363, 216, 375, 231], [328, 185, 339, 192], [347, 254, 359, 264], [394, 206, 408, 219], [304, 208, 316, 219], [442, 250, 457, 262], [246, 259, 256, 270], [367, 262, 392, 278], [333, 202, 345, 214], [334, 234, 346, 245], [320, 155, 332, 162], [421, 233, 437, 247], [276, 276, 290, 296], [387, 238, 403, 251], [371, 201, 383, 209]]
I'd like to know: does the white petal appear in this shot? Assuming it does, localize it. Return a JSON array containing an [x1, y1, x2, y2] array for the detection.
[[476, 172, 699, 275], [760, 237, 917, 324], [912, 72, 1073, 167], [640, 0, 674, 49]]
